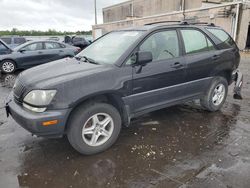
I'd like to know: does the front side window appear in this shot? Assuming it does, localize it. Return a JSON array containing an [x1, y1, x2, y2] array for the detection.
[[44, 42, 61, 49], [77, 31, 144, 65], [23, 43, 43, 51], [140, 30, 180, 61], [207, 28, 236, 49], [181, 29, 215, 54]]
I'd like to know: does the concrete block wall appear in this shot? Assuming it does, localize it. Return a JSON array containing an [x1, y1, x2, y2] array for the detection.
[[103, 0, 202, 23]]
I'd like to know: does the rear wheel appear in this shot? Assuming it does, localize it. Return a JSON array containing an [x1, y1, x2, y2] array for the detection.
[[1, 60, 16, 73], [200, 77, 228, 112], [67, 102, 121, 155]]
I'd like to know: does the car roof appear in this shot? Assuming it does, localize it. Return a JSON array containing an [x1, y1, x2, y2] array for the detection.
[[0, 36, 25, 38], [14, 40, 65, 50]]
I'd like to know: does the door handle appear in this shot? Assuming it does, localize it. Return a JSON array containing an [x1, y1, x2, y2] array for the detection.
[[38, 51, 43, 54], [171, 62, 183, 69], [212, 55, 220, 61], [59, 50, 64, 52]]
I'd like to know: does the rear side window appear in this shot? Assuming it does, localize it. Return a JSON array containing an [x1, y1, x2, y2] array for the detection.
[[1, 38, 11, 44], [44, 42, 61, 49], [14, 37, 26, 44], [207, 28, 236, 49], [181, 29, 215, 55]]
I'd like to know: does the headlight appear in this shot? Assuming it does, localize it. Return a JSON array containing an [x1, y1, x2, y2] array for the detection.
[[23, 90, 57, 106]]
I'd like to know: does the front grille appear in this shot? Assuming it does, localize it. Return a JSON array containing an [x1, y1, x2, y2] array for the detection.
[[13, 79, 26, 102]]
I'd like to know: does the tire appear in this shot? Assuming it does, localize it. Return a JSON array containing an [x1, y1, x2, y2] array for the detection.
[[1, 60, 16, 74], [67, 102, 122, 155], [200, 77, 228, 112]]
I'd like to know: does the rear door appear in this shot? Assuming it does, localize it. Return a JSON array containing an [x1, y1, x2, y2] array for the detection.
[[129, 29, 187, 114], [206, 27, 240, 69], [43, 42, 65, 62], [179, 28, 217, 95]]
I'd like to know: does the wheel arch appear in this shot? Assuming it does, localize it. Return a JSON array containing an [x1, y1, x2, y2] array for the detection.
[[214, 69, 232, 85], [1, 58, 17, 67], [0, 59, 18, 73], [64, 92, 130, 133]]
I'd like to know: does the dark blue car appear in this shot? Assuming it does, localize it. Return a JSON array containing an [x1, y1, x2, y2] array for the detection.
[[0, 40, 81, 73]]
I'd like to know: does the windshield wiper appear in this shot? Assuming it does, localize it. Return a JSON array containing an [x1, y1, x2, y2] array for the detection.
[[75, 56, 100, 65]]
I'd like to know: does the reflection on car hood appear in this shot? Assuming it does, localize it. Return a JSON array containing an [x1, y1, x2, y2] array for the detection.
[[20, 58, 112, 88]]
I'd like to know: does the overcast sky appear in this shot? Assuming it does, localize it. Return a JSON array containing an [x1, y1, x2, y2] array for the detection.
[[0, 0, 126, 31]]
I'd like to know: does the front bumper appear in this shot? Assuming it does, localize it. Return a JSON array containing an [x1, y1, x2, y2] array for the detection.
[[6, 98, 71, 138]]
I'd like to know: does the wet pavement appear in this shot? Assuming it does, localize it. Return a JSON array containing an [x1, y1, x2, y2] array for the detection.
[[0, 56, 250, 188]]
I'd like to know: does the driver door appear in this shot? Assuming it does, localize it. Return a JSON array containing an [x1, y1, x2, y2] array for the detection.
[[130, 29, 187, 114]]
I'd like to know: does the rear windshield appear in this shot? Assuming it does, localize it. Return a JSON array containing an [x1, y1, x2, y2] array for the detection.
[[207, 28, 236, 49], [1, 38, 11, 44], [14, 37, 26, 44], [73, 37, 84, 42]]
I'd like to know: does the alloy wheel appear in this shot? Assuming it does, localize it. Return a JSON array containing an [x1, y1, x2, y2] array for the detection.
[[82, 113, 114, 147], [212, 84, 226, 106], [2, 61, 15, 73]]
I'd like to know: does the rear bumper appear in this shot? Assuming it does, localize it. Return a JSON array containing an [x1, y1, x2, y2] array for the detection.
[[7, 98, 71, 138], [232, 69, 243, 99]]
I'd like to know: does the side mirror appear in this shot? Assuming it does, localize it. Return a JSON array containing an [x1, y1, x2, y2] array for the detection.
[[136, 51, 153, 65], [19, 49, 26, 53]]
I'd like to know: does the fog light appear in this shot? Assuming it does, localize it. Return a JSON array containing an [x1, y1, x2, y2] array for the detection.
[[42, 120, 58, 126]]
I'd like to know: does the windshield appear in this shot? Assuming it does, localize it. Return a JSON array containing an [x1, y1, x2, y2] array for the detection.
[[77, 31, 144, 65]]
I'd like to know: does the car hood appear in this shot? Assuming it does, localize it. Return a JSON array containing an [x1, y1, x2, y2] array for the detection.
[[0, 40, 13, 54], [19, 58, 113, 88]]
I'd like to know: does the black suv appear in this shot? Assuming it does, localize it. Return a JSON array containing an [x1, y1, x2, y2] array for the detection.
[[6, 22, 243, 155]]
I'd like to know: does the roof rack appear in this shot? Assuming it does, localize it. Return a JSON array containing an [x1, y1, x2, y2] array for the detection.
[[187, 22, 216, 26], [144, 20, 216, 27], [144, 21, 182, 26]]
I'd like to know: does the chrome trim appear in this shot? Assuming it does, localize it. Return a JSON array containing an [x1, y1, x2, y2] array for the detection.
[[127, 77, 212, 98]]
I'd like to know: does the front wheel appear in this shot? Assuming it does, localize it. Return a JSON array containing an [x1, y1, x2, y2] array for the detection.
[[67, 102, 121, 155], [200, 77, 228, 112], [1, 60, 16, 73]]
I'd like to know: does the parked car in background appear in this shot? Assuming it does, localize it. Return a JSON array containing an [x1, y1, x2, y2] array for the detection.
[[6, 22, 243, 155], [0, 39, 12, 55], [0, 36, 26, 49], [0, 40, 81, 73], [72, 36, 90, 49], [64, 35, 90, 50]]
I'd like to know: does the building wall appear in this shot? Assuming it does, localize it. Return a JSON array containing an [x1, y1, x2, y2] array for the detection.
[[94, 3, 250, 49], [103, 0, 202, 23], [103, 1, 132, 23]]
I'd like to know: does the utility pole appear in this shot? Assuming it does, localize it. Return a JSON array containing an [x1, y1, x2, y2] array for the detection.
[[94, 0, 97, 25]]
